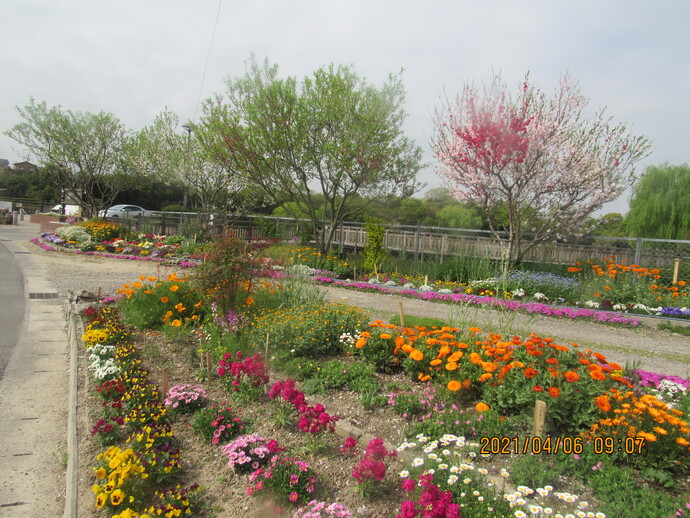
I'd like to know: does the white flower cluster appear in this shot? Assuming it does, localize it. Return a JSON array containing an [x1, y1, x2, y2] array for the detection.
[[512, 288, 526, 298], [631, 303, 663, 315], [533, 292, 548, 301], [338, 331, 359, 348], [88, 344, 120, 380], [584, 300, 600, 308], [384, 280, 398, 286], [438, 288, 453, 294], [368, 277, 381, 284], [654, 379, 688, 405], [55, 224, 92, 244], [403, 283, 416, 289], [289, 264, 316, 276], [419, 285, 434, 292]]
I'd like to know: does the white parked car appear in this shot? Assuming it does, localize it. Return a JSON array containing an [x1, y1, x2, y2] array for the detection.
[[100, 204, 150, 219]]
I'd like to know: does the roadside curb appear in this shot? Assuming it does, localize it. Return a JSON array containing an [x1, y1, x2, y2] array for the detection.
[[63, 297, 82, 518]]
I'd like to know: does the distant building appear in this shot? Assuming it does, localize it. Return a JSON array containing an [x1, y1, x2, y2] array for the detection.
[[0, 159, 9, 172], [12, 161, 37, 174]]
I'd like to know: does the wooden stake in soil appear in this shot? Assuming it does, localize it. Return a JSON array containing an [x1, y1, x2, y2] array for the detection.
[[162, 368, 169, 399], [265, 333, 270, 361], [673, 258, 681, 284], [532, 399, 547, 437], [398, 301, 405, 328], [206, 351, 212, 388]]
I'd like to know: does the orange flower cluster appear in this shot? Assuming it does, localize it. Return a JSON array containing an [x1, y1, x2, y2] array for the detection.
[[355, 323, 631, 401], [587, 388, 690, 458]]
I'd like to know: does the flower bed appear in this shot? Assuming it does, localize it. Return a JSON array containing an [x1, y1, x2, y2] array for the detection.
[[73, 259, 690, 518]]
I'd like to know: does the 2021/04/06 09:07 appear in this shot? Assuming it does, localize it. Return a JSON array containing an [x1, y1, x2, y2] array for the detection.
[[479, 436, 646, 455]]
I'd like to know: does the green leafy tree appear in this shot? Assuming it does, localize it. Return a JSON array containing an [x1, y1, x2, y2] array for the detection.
[[196, 57, 424, 253], [125, 109, 252, 226], [624, 163, 690, 239], [4, 98, 142, 217], [436, 203, 484, 229]]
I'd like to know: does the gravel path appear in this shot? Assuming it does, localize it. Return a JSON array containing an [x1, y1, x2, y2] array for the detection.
[[30, 242, 690, 380]]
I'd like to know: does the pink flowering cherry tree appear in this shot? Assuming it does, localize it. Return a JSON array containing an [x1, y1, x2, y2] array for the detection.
[[431, 73, 651, 270]]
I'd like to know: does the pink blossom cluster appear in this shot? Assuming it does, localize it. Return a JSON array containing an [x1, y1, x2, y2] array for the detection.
[[221, 433, 283, 474], [351, 437, 396, 484], [163, 384, 207, 409], [268, 379, 338, 434], [398, 472, 460, 518], [217, 351, 269, 390]]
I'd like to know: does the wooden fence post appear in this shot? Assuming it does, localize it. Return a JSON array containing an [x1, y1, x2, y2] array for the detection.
[[398, 301, 405, 328], [533, 400, 547, 438], [673, 258, 681, 284]]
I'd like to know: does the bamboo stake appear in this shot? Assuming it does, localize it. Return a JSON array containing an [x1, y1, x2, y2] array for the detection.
[[206, 351, 212, 388], [265, 333, 270, 361], [673, 258, 681, 284], [162, 368, 169, 399], [398, 301, 405, 328]]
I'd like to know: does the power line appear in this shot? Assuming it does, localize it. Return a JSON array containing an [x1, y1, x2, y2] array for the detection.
[[193, 0, 223, 123]]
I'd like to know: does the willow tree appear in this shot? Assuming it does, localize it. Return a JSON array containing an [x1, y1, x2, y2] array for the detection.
[[195, 58, 423, 253], [432, 73, 651, 270], [625, 163, 690, 240]]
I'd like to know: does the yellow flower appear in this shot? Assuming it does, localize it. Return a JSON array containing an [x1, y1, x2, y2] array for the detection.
[[94, 467, 106, 480], [110, 488, 125, 506], [96, 492, 108, 509], [171, 319, 182, 327]]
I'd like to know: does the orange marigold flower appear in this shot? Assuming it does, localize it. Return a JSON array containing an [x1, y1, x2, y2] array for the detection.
[[462, 379, 472, 389], [169, 285, 179, 292], [469, 352, 483, 365], [653, 426, 668, 435], [595, 394, 611, 412], [447, 380, 462, 391], [578, 358, 591, 366], [171, 319, 182, 327], [475, 402, 490, 412], [677, 437, 690, 446], [609, 362, 622, 371], [564, 371, 580, 382], [478, 373, 492, 382], [590, 370, 607, 381], [394, 336, 405, 347], [448, 351, 463, 362], [545, 357, 559, 365], [430, 359, 442, 366], [593, 352, 607, 363], [418, 374, 431, 382], [533, 385, 544, 392], [445, 362, 458, 371], [523, 367, 539, 379], [380, 333, 392, 340], [410, 350, 425, 361], [468, 327, 481, 334], [355, 338, 367, 348], [548, 386, 561, 398]]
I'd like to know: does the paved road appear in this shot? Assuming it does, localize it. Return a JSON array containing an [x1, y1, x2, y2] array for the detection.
[[0, 220, 67, 517], [0, 239, 24, 381]]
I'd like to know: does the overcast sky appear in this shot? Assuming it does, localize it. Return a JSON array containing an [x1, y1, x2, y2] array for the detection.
[[1, 0, 688, 214]]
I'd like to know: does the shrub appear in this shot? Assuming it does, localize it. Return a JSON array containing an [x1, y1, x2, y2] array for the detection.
[[191, 404, 245, 444], [247, 303, 369, 359]]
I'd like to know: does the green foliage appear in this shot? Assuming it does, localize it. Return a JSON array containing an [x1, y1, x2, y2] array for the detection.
[[435, 203, 484, 229], [247, 302, 369, 359], [362, 216, 387, 273], [625, 163, 690, 239], [434, 254, 495, 283], [298, 359, 379, 395], [388, 392, 423, 417], [509, 453, 564, 488], [658, 322, 690, 336]]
